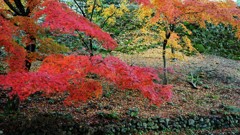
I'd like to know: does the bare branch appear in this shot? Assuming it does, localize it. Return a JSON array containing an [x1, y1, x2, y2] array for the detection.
[[14, 0, 26, 15], [100, 12, 116, 28], [3, 0, 21, 15], [90, 0, 97, 22], [73, 0, 87, 17]]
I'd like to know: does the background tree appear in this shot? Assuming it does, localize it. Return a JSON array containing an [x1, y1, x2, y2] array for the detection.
[[57, 0, 130, 56], [134, 0, 240, 84]]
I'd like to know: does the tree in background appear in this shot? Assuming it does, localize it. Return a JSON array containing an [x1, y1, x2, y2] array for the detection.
[[58, 0, 130, 55], [134, 0, 240, 84]]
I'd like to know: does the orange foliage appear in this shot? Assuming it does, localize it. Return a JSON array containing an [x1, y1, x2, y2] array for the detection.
[[135, 0, 240, 38]]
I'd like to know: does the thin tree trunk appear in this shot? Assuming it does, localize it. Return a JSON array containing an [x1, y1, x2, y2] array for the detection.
[[162, 29, 171, 85], [162, 24, 175, 84], [162, 41, 168, 85]]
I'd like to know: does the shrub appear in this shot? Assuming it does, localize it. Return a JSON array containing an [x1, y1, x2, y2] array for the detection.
[[186, 22, 240, 60]]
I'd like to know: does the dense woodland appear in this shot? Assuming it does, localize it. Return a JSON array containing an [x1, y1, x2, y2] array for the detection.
[[0, 0, 240, 134]]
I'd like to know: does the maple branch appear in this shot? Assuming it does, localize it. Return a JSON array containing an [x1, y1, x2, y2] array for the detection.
[[90, 0, 97, 22], [25, 8, 31, 15], [14, 0, 27, 15], [77, 32, 90, 51], [3, 0, 21, 15], [81, 0, 98, 56], [100, 12, 116, 28], [0, 10, 13, 20], [73, 0, 87, 17], [78, 33, 94, 56], [89, 38, 94, 56]]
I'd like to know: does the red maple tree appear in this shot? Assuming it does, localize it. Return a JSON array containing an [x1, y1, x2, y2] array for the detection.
[[0, 0, 118, 72], [0, 0, 172, 106], [0, 54, 172, 106]]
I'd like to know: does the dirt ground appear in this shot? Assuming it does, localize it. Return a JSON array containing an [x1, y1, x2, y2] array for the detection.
[[21, 49, 240, 122], [1, 49, 239, 134]]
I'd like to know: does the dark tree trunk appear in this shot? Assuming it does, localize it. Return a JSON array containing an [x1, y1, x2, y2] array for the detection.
[[25, 36, 36, 71], [89, 38, 94, 56], [162, 30, 171, 85], [162, 40, 168, 85]]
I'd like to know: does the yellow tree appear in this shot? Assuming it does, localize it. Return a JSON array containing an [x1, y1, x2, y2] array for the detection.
[[135, 0, 240, 84], [65, 0, 130, 55]]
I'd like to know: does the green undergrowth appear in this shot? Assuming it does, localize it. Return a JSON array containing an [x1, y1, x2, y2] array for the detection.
[[0, 110, 239, 135], [115, 44, 159, 54], [185, 22, 240, 60], [0, 46, 7, 74]]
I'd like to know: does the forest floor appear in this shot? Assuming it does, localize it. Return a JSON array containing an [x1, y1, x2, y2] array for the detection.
[[1, 48, 240, 134]]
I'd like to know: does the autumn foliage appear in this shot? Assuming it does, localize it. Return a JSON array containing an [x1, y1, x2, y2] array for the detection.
[[134, 0, 240, 38], [0, 0, 172, 106], [0, 15, 27, 72], [0, 55, 172, 106], [132, 0, 240, 84], [1, 0, 239, 106], [34, 0, 117, 50], [0, 0, 117, 72]]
